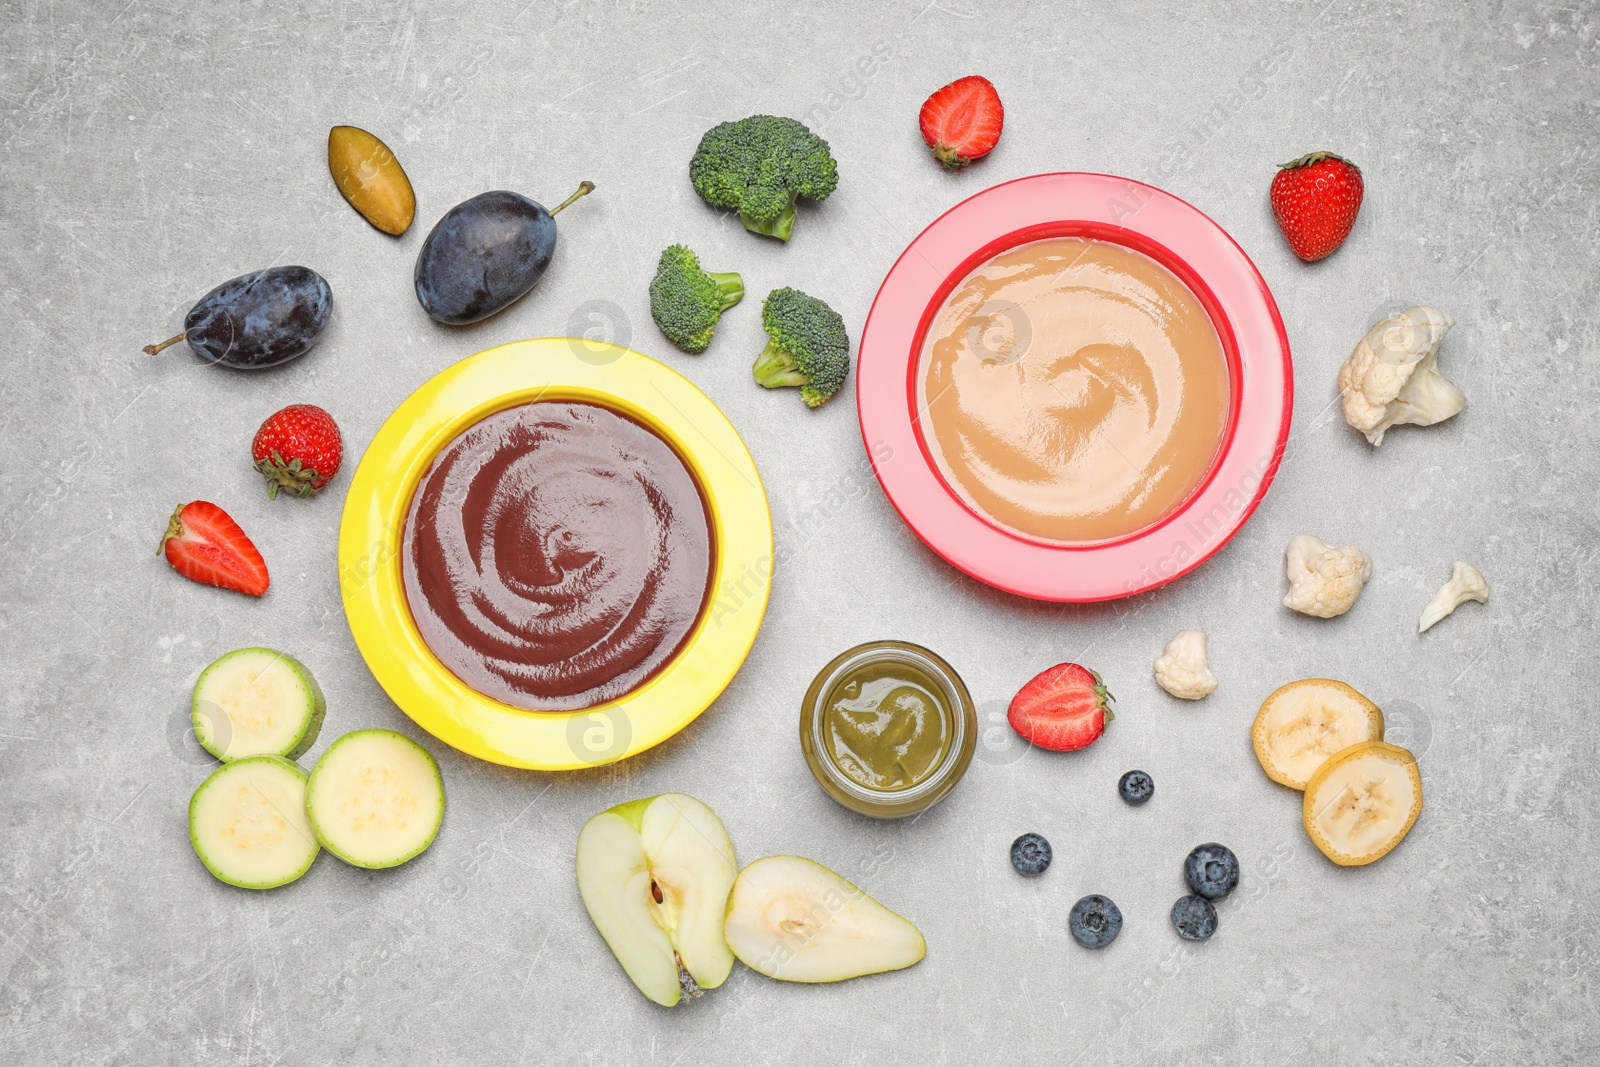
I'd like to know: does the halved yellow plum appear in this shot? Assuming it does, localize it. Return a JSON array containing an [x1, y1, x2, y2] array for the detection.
[[328, 125, 415, 235]]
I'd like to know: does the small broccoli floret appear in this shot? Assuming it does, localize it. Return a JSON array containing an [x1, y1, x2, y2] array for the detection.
[[689, 116, 839, 241], [752, 287, 850, 408], [648, 245, 744, 354]]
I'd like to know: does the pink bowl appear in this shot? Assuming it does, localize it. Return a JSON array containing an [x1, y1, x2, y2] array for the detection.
[[856, 173, 1292, 602]]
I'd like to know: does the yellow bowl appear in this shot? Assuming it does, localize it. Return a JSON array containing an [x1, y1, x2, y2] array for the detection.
[[338, 338, 772, 770]]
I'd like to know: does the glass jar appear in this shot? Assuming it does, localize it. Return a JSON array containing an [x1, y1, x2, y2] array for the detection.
[[799, 640, 977, 819]]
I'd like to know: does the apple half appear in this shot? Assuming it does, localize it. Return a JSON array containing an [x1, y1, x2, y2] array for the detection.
[[723, 855, 926, 982], [575, 793, 738, 1006]]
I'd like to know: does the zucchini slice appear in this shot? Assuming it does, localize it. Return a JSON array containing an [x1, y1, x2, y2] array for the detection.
[[192, 647, 325, 762], [306, 730, 444, 869], [189, 756, 320, 889]]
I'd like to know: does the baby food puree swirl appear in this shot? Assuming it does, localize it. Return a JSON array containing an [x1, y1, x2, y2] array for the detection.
[[919, 238, 1230, 543], [401, 401, 712, 711], [821, 660, 952, 792]]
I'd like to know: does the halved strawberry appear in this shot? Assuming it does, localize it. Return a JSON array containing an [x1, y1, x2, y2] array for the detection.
[[919, 75, 1004, 170], [157, 501, 269, 596], [1007, 662, 1115, 752]]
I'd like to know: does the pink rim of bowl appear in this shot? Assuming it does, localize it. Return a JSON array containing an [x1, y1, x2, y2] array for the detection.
[[856, 172, 1293, 602]]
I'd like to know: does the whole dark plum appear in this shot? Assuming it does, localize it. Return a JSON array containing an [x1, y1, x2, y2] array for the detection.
[[143, 266, 332, 369], [414, 181, 594, 325]]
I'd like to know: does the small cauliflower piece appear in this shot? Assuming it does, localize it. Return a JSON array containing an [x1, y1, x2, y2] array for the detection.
[[1418, 560, 1489, 633], [1337, 305, 1465, 446], [1153, 629, 1217, 700], [1283, 535, 1372, 619]]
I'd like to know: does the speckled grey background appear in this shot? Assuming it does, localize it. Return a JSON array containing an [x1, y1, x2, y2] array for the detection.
[[2, 0, 1596, 1063]]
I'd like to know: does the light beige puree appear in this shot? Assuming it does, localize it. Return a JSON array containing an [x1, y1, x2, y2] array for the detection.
[[919, 238, 1230, 543]]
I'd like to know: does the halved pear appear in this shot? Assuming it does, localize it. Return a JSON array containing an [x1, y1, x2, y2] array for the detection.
[[724, 855, 926, 983], [575, 793, 738, 1007]]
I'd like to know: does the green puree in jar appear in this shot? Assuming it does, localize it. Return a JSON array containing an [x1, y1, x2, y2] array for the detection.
[[821, 661, 953, 792]]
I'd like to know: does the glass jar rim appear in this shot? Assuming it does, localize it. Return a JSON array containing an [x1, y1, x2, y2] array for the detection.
[[801, 640, 976, 814]]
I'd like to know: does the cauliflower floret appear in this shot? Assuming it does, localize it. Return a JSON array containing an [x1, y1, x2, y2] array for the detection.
[[1418, 560, 1489, 633], [1283, 534, 1371, 619], [1153, 629, 1217, 700], [1337, 305, 1465, 446]]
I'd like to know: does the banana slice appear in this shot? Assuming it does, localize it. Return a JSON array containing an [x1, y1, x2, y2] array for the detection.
[[1302, 741, 1422, 866], [1252, 679, 1383, 790]]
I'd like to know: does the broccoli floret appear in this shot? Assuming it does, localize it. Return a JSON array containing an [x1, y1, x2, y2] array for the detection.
[[752, 287, 850, 408], [689, 116, 839, 241], [648, 245, 744, 354]]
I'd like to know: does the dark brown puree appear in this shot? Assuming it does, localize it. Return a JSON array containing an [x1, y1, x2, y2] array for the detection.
[[401, 401, 712, 711]]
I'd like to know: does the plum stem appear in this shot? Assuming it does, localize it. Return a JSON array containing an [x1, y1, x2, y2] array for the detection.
[[143, 332, 187, 356], [549, 181, 595, 216]]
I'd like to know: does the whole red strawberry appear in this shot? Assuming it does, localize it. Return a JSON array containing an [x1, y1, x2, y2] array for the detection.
[[1008, 662, 1115, 752], [919, 75, 1004, 170], [1269, 151, 1364, 262], [252, 404, 342, 499], [158, 501, 270, 596]]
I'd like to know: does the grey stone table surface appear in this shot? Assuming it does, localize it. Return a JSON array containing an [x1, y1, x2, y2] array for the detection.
[[2, 0, 1596, 1063]]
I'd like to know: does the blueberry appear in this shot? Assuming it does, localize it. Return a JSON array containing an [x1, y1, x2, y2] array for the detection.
[[1068, 894, 1122, 949], [1010, 833, 1052, 876], [1184, 843, 1240, 900], [1170, 894, 1218, 941], [1118, 770, 1154, 805]]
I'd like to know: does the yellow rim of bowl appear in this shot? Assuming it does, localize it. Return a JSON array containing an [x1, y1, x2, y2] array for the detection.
[[337, 338, 773, 770]]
